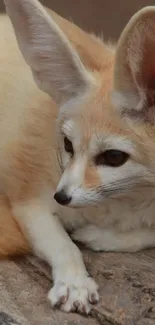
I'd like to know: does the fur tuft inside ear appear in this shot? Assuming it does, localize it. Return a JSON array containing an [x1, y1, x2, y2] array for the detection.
[[113, 6, 155, 123], [4, 0, 94, 105]]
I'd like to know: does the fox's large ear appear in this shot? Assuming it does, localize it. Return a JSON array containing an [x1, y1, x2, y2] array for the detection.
[[4, 0, 94, 105], [113, 7, 155, 123]]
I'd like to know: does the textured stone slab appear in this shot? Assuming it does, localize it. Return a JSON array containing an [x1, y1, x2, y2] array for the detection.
[[0, 248, 155, 325]]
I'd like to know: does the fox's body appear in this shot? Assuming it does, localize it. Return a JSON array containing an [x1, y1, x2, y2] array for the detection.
[[0, 13, 116, 250], [1, 0, 155, 314]]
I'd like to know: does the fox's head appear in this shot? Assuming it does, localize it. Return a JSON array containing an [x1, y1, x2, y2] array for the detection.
[[5, 0, 155, 207]]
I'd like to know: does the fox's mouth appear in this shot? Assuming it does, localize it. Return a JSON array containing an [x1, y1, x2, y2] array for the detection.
[[54, 196, 104, 208], [53, 191, 101, 208]]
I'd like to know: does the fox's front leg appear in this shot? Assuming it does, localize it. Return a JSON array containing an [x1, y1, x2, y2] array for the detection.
[[13, 199, 98, 314], [72, 224, 155, 252]]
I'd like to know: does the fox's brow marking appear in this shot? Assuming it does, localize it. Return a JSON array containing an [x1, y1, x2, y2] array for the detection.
[[91, 135, 136, 155], [61, 120, 75, 136]]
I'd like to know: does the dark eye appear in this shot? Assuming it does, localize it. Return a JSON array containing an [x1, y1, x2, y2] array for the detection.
[[64, 137, 74, 155], [95, 150, 129, 167]]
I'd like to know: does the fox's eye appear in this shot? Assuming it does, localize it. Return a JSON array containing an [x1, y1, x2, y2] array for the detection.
[[95, 150, 129, 167], [64, 137, 74, 155]]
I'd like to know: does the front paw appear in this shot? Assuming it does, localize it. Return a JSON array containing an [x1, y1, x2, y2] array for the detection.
[[48, 275, 99, 314]]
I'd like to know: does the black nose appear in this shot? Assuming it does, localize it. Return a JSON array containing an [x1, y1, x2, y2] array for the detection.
[[54, 190, 72, 206]]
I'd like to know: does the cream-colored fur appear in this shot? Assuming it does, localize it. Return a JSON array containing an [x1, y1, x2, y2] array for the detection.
[[1, 0, 155, 314]]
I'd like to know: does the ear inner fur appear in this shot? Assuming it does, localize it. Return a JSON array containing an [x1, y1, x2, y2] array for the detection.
[[113, 7, 155, 122]]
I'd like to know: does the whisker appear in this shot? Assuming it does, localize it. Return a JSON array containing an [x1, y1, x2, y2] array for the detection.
[[95, 174, 155, 198]]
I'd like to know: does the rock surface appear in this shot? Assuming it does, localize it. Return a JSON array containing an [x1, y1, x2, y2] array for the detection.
[[0, 248, 155, 325]]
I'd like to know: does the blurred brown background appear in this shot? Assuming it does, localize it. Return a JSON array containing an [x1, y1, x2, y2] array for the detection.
[[0, 0, 155, 41]]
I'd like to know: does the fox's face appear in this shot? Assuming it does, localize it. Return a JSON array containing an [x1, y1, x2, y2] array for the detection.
[[6, 0, 155, 207], [56, 82, 154, 207]]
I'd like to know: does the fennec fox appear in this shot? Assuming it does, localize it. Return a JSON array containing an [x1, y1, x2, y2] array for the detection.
[[1, 0, 155, 314]]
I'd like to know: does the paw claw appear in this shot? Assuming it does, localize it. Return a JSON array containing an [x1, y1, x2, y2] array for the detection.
[[73, 301, 79, 309], [60, 295, 68, 304], [89, 292, 99, 304]]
